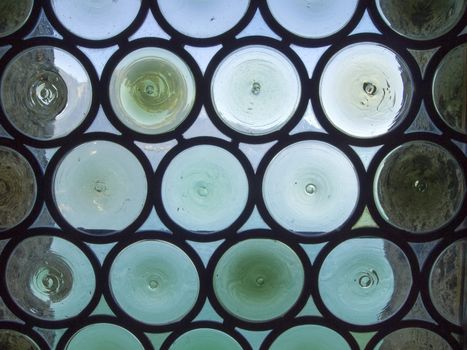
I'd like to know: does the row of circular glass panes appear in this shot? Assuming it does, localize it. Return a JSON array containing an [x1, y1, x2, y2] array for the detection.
[[0, 317, 462, 350], [0, 36, 466, 148], [0, 1, 465, 349], [1, 131, 465, 242], [0, 228, 464, 334], [1, 1, 465, 48]]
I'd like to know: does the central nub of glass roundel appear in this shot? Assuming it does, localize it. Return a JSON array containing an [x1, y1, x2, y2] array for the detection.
[[131, 73, 172, 113], [148, 277, 159, 290], [251, 81, 261, 95], [356, 270, 379, 289], [39, 268, 62, 293], [196, 183, 209, 197], [32, 260, 73, 303], [414, 179, 427, 192], [255, 276, 265, 286], [363, 81, 377, 96], [93, 180, 107, 194], [305, 183, 316, 195], [28, 70, 68, 119]]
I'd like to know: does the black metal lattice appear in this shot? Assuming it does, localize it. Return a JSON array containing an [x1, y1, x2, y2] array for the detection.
[[0, 1, 466, 349]]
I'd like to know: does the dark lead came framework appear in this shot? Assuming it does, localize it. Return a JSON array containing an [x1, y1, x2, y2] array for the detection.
[[0, 1, 466, 349]]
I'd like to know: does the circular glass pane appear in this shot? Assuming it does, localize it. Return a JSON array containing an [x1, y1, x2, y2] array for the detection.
[[109, 47, 196, 135], [161, 144, 249, 232], [432, 43, 467, 135], [169, 328, 243, 350], [5, 235, 96, 321], [213, 239, 304, 323], [53, 140, 148, 233], [269, 324, 352, 350], [262, 140, 359, 233], [109, 240, 200, 325], [319, 42, 413, 138], [266, 0, 359, 39], [430, 239, 466, 325], [65, 323, 144, 350], [51, 0, 142, 41], [376, 0, 466, 41], [374, 141, 465, 233], [376, 327, 452, 349], [318, 238, 412, 325], [0, 46, 93, 141], [0, 146, 37, 231], [211, 45, 301, 136], [0, 0, 34, 37], [158, 0, 250, 39], [0, 330, 40, 350]]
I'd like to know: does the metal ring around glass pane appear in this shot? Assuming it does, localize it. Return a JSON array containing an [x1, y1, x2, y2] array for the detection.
[[0, 1, 465, 349]]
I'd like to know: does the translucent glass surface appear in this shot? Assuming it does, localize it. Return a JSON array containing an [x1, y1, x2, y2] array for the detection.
[[5, 236, 95, 321], [374, 141, 465, 233], [109, 240, 200, 325], [51, 0, 142, 40], [376, 327, 451, 350], [430, 240, 466, 325], [376, 0, 466, 41], [433, 43, 466, 135], [262, 140, 359, 233], [213, 239, 304, 323], [266, 0, 359, 38], [161, 145, 249, 232], [65, 323, 144, 350], [158, 0, 250, 39], [1, 1, 465, 348], [269, 324, 351, 350], [211, 45, 301, 136], [319, 238, 412, 325], [109, 47, 196, 135], [0, 146, 36, 231], [53, 140, 148, 232], [169, 328, 243, 350], [0, 330, 40, 350], [1, 46, 93, 140], [320, 42, 413, 138], [0, 0, 33, 37]]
